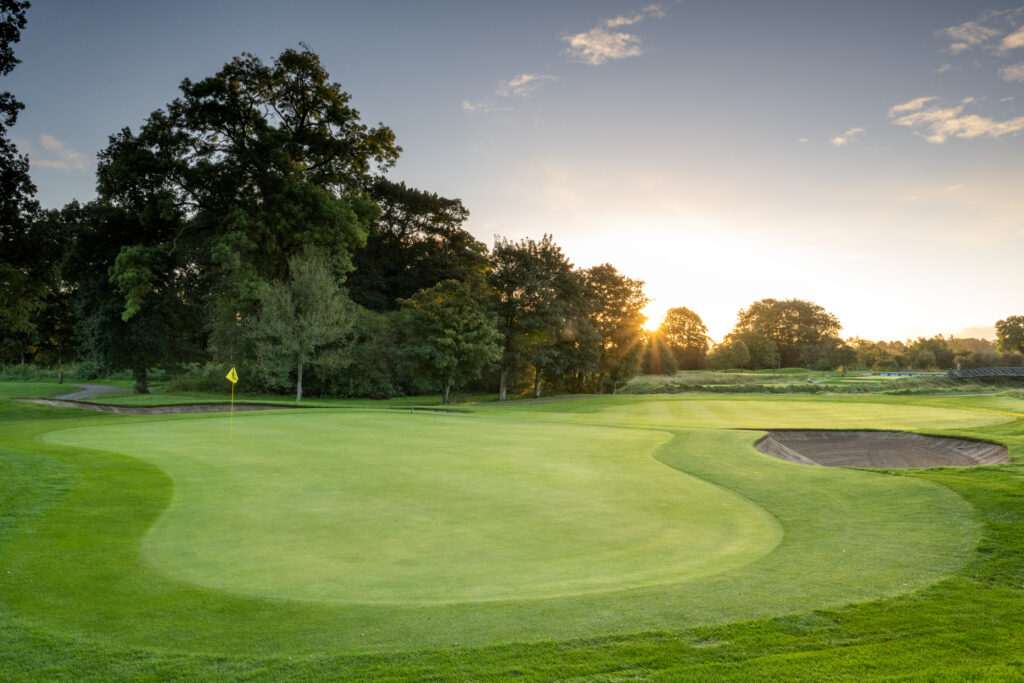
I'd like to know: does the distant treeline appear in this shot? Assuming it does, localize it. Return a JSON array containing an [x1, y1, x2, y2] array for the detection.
[[2, 43, 1022, 401], [695, 300, 1024, 374]]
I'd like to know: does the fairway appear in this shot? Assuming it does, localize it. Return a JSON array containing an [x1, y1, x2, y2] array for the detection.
[[0, 394, 990, 656]]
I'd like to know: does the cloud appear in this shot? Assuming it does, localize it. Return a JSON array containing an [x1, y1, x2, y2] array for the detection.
[[32, 134, 87, 170], [563, 4, 667, 65], [604, 4, 665, 28], [889, 97, 1024, 143], [944, 184, 963, 192], [1000, 62, 1024, 81], [938, 8, 1024, 53], [935, 63, 953, 73], [496, 73, 557, 97], [831, 127, 865, 147], [462, 100, 511, 114], [1001, 25, 1024, 51], [798, 137, 808, 143], [942, 19, 1001, 53], [888, 96, 938, 117], [563, 27, 644, 65]]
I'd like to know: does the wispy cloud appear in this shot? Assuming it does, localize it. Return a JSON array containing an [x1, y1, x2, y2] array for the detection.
[[462, 100, 511, 114], [1001, 62, 1024, 81], [889, 96, 1024, 143], [941, 17, 1002, 53], [496, 73, 557, 97], [888, 96, 938, 117], [563, 4, 667, 65], [1001, 25, 1024, 51], [32, 134, 87, 170], [831, 127, 865, 147], [935, 63, 953, 73], [938, 8, 1024, 53], [604, 4, 666, 28]]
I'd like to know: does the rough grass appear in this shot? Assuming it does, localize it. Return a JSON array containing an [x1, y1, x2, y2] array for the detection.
[[1, 385, 1023, 679], [621, 370, 991, 396]]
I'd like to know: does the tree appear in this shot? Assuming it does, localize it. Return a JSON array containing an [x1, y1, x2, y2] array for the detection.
[[488, 235, 583, 400], [642, 331, 679, 375], [731, 340, 751, 370], [904, 336, 955, 370], [725, 331, 779, 370], [0, 0, 45, 362], [996, 316, 1024, 355], [399, 279, 502, 404], [728, 298, 841, 368], [93, 46, 397, 365], [834, 342, 858, 372], [64, 202, 203, 393], [347, 179, 489, 311], [316, 307, 403, 398], [250, 247, 353, 402], [584, 264, 649, 392], [707, 343, 733, 370], [658, 307, 709, 369]]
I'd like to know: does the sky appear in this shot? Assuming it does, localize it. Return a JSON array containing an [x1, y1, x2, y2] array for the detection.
[[6, 0, 1023, 342]]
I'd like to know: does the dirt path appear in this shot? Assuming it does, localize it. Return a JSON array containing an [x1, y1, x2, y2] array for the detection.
[[56, 383, 122, 400]]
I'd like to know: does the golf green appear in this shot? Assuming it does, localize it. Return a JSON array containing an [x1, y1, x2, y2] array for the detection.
[[45, 412, 781, 603]]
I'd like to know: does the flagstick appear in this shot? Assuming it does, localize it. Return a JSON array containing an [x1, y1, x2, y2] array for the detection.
[[230, 382, 234, 439]]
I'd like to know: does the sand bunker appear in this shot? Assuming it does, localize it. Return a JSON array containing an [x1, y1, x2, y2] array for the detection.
[[755, 430, 1009, 469]]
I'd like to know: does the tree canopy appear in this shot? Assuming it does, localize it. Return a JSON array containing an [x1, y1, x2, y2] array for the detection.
[[996, 316, 1024, 355], [95, 46, 396, 363], [727, 298, 840, 368], [399, 279, 502, 404], [0, 0, 44, 364], [658, 306, 709, 369]]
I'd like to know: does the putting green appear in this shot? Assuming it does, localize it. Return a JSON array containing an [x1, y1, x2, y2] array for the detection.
[[45, 412, 781, 603], [3, 396, 983, 653]]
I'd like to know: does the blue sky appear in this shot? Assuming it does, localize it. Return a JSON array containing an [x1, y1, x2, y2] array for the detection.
[[7, 1, 1023, 341]]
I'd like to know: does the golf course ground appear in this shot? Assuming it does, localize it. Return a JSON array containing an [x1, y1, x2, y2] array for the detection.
[[1, 381, 1023, 680]]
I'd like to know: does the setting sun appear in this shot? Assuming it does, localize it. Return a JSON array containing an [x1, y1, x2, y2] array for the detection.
[[642, 304, 667, 332]]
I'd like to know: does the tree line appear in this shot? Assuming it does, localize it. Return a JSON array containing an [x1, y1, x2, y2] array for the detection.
[[701, 299, 1024, 373], [2, 26, 1021, 401], [0, 39, 666, 402]]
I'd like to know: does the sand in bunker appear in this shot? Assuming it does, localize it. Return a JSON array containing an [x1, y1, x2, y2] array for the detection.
[[755, 430, 1009, 468]]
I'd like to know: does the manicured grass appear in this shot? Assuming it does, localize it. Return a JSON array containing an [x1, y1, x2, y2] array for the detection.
[[44, 413, 777, 604], [1, 385, 1023, 679]]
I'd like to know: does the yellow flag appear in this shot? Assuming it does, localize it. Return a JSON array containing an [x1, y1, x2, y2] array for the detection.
[[226, 367, 238, 384]]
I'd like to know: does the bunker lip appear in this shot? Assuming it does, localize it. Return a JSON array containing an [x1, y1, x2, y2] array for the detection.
[[754, 429, 1009, 469], [12, 398, 466, 415], [13, 398, 300, 414]]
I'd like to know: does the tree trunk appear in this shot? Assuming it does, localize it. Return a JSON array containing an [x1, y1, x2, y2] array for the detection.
[[442, 378, 452, 405], [498, 366, 508, 401], [133, 367, 149, 394], [296, 357, 303, 403], [533, 367, 542, 398]]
